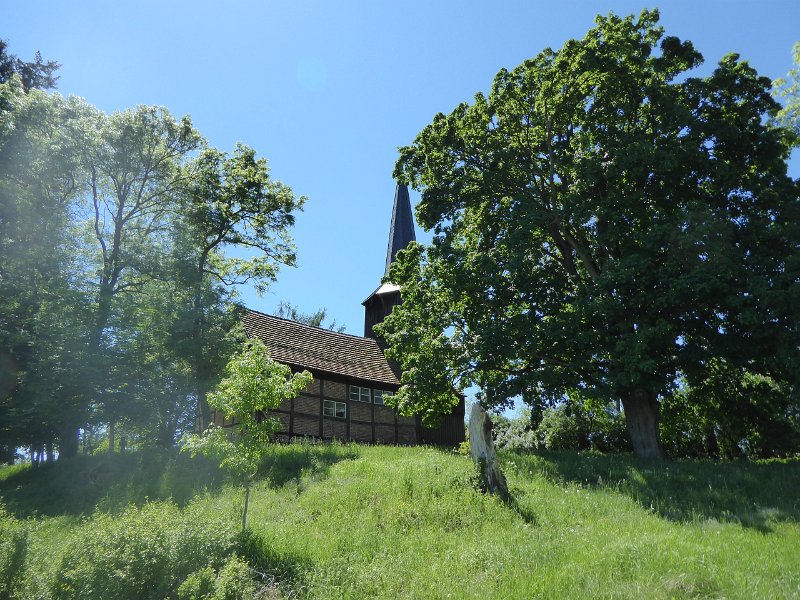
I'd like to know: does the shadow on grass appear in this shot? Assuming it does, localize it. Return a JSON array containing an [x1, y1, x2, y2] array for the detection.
[[258, 440, 361, 489], [238, 527, 314, 596], [0, 447, 227, 518], [0, 441, 361, 519], [502, 450, 800, 532]]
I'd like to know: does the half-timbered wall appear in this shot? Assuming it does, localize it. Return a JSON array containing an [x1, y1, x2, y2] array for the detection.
[[212, 374, 465, 446], [264, 375, 418, 445]]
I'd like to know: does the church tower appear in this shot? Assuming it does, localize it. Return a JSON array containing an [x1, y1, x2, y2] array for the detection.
[[362, 183, 416, 339]]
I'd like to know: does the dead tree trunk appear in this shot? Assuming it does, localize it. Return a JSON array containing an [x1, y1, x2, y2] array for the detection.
[[468, 403, 508, 497]]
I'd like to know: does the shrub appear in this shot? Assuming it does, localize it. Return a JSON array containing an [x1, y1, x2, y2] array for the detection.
[[660, 369, 800, 460], [491, 400, 631, 453], [212, 556, 258, 600], [177, 566, 216, 599], [176, 557, 258, 600], [492, 409, 537, 451], [0, 505, 28, 599], [51, 499, 238, 600], [535, 405, 581, 450]]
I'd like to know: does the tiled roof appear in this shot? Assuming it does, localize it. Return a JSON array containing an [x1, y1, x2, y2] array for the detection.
[[242, 309, 401, 387]]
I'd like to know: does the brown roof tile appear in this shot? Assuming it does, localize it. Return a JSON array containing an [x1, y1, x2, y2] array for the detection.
[[242, 309, 401, 387]]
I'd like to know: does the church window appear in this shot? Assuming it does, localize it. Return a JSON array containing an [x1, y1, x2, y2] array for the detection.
[[349, 385, 371, 403], [323, 400, 346, 419], [373, 390, 393, 405]]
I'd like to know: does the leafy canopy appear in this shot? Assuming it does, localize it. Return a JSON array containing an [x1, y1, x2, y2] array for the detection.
[[378, 11, 799, 456]]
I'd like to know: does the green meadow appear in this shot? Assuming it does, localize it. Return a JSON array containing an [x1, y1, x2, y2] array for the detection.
[[1, 443, 798, 599]]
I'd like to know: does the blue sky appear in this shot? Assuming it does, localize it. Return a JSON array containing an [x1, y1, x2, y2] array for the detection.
[[6, 0, 800, 339]]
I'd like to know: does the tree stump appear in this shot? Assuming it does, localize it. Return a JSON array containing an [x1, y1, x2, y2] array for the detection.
[[468, 403, 508, 497]]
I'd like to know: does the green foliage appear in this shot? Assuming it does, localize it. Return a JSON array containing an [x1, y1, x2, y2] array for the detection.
[[491, 408, 538, 451], [0, 504, 28, 599], [0, 66, 303, 459], [50, 500, 238, 600], [181, 339, 311, 530], [176, 556, 261, 600], [0, 39, 60, 90], [492, 402, 630, 453], [176, 566, 216, 599], [209, 556, 259, 600], [274, 301, 345, 332], [0, 449, 223, 519], [774, 41, 800, 142], [660, 364, 800, 459], [179, 144, 305, 428], [379, 10, 800, 459], [182, 338, 312, 481]]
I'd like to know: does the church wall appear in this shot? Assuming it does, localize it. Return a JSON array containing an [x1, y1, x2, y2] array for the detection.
[[263, 374, 418, 445], [212, 370, 464, 447]]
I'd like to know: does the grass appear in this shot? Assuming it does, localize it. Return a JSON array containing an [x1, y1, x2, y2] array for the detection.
[[1, 443, 799, 599]]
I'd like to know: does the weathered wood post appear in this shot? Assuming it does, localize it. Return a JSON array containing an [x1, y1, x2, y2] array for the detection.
[[468, 402, 508, 497]]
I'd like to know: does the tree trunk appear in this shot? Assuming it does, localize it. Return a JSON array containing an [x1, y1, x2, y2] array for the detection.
[[46, 441, 55, 463], [192, 273, 211, 432], [621, 390, 665, 460], [59, 425, 79, 458], [108, 419, 115, 455]]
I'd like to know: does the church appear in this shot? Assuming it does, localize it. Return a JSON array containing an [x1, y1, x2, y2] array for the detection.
[[236, 184, 465, 446]]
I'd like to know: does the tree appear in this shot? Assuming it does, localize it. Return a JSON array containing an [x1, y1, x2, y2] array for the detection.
[[274, 301, 345, 332], [83, 106, 202, 453], [0, 39, 60, 91], [180, 338, 311, 530], [378, 10, 800, 459], [0, 70, 304, 459], [177, 145, 305, 429], [0, 79, 93, 460]]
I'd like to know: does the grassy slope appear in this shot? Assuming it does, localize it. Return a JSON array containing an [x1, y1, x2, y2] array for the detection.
[[1, 444, 799, 599]]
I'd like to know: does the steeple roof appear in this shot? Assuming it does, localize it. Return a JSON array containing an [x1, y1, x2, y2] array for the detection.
[[384, 183, 416, 276]]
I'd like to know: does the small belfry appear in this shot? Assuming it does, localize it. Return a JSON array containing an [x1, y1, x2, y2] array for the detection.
[[363, 182, 416, 340]]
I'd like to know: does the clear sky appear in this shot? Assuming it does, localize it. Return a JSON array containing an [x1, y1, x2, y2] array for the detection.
[[5, 0, 800, 337]]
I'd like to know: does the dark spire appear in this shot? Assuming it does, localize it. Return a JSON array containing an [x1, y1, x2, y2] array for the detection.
[[385, 183, 416, 276]]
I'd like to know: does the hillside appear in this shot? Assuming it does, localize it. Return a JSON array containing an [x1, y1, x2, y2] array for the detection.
[[1, 444, 799, 599]]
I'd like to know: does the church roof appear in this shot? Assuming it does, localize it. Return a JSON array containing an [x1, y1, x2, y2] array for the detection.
[[385, 183, 416, 276], [242, 309, 401, 386]]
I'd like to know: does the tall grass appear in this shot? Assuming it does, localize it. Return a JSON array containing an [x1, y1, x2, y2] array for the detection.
[[1, 443, 798, 599]]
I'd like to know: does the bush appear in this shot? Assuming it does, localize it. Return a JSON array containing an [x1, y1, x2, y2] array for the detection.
[[492, 409, 537, 450], [490, 401, 631, 454], [177, 566, 216, 599], [177, 557, 258, 600], [0, 505, 28, 599], [51, 499, 238, 600], [212, 556, 258, 600], [534, 406, 579, 450]]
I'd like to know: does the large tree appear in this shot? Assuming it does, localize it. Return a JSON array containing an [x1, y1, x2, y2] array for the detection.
[[378, 11, 800, 459], [0, 79, 92, 460], [176, 145, 304, 429], [83, 106, 202, 453]]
